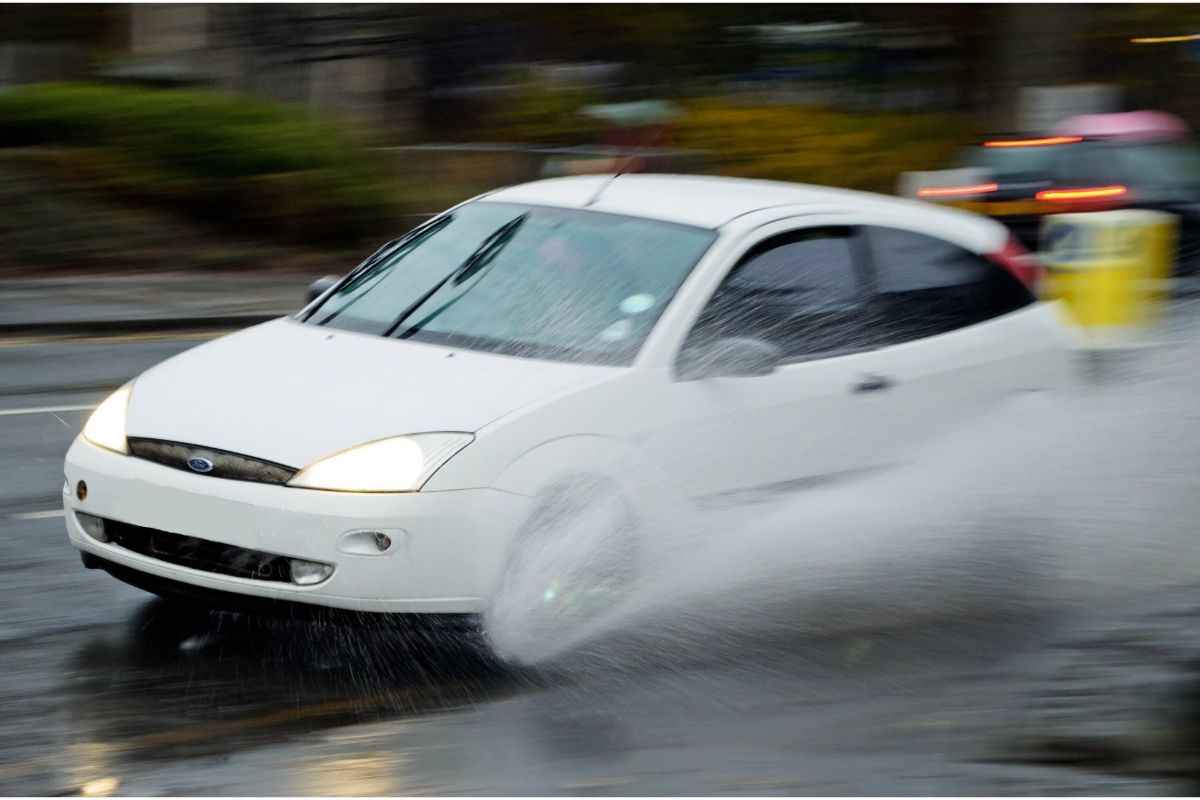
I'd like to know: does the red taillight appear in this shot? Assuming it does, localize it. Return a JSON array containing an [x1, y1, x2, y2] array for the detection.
[[917, 182, 999, 199], [983, 135, 1082, 148], [988, 235, 1042, 291], [1035, 184, 1128, 202]]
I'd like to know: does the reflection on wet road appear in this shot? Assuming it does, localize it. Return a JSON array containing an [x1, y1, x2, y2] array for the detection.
[[0, 596, 1164, 795], [2, 319, 1200, 794], [57, 605, 516, 766]]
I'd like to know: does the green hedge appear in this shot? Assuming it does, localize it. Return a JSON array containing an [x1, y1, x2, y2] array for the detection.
[[0, 83, 398, 246]]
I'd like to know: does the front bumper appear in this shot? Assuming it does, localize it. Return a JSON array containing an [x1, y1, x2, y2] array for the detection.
[[64, 435, 531, 613]]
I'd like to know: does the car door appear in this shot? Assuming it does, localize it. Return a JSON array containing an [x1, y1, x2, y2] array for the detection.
[[640, 225, 902, 506], [857, 223, 1067, 451]]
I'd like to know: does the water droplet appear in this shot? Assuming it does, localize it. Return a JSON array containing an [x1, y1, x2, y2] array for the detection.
[[620, 293, 655, 314]]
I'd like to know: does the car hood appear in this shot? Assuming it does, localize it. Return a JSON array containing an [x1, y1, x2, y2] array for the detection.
[[126, 318, 620, 468]]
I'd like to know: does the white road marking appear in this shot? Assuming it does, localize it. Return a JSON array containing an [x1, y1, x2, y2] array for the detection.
[[11, 509, 64, 520], [0, 404, 94, 417]]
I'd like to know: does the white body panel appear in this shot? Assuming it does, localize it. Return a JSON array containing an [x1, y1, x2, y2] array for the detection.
[[65, 436, 531, 612], [64, 175, 1073, 616], [127, 317, 619, 470]]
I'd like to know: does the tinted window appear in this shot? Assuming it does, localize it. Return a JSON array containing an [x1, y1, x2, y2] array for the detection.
[[865, 226, 1032, 344], [1117, 143, 1200, 189], [305, 203, 715, 366], [1053, 141, 1200, 195], [687, 228, 870, 360]]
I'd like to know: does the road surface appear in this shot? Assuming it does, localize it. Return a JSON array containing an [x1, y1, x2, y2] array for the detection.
[[2, 318, 1200, 795]]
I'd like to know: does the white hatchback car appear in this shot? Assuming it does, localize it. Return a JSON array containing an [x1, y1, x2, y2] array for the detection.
[[64, 174, 1071, 643]]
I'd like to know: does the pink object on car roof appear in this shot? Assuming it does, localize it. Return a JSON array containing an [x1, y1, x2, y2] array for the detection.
[[1053, 111, 1190, 142]]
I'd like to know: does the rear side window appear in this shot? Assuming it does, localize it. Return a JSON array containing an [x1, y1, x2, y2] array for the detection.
[[1114, 143, 1200, 190], [687, 227, 871, 360], [864, 226, 1033, 345], [1060, 142, 1200, 193]]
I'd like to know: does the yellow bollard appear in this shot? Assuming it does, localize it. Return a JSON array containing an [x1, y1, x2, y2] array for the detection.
[[1040, 210, 1177, 348]]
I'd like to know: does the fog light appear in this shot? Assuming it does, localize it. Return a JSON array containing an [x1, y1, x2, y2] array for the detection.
[[289, 558, 333, 586], [372, 532, 392, 552], [76, 480, 88, 501], [75, 512, 108, 543]]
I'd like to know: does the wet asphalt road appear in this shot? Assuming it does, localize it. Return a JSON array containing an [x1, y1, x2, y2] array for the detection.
[[1, 328, 1199, 795]]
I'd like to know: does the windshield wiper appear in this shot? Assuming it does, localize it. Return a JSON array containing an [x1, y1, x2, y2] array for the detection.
[[383, 213, 528, 338], [307, 215, 454, 325]]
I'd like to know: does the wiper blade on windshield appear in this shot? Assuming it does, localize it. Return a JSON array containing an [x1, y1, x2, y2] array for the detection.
[[452, 213, 528, 286], [308, 214, 454, 325], [383, 213, 528, 339]]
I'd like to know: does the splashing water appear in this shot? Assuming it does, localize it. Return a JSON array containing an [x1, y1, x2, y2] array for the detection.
[[486, 330, 1200, 671]]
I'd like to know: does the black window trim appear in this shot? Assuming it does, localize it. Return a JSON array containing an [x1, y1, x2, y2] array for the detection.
[[856, 222, 1035, 344]]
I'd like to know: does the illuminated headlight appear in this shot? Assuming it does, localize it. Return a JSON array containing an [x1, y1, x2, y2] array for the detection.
[[287, 433, 473, 493], [82, 386, 131, 455]]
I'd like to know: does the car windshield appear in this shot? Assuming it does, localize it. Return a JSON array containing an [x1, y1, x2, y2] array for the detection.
[[303, 202, 716, 366]]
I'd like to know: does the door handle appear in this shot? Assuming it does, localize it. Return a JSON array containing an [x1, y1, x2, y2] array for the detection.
[[853, 374, 893, 393]]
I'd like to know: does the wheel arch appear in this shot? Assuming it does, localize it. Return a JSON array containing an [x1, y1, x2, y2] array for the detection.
[[489, 433, 688, 555], [492, 434, 638, 497]]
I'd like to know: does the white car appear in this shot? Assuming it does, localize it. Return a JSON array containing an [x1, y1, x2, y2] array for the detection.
[[64, 174, 1071, 650]]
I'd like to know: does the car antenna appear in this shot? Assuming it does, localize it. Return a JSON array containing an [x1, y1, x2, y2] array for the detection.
[[584, 171, 620, 208], [583, 118, 665, 207]]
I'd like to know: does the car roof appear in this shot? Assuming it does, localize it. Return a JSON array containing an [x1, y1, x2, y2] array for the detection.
[[1054, 111, 1190, 142], [481, 174, 1003, 244]]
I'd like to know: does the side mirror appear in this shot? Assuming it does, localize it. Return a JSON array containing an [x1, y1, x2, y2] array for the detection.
[[306, 275, 341, 304], [676, 336, 784, 381]]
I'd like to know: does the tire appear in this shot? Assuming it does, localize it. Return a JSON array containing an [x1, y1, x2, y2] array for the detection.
[[484, 477, 640, 665]]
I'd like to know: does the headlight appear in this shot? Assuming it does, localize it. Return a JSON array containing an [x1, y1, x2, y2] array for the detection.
[[287, 433, 473, 493], [82, 386, 131, 454]]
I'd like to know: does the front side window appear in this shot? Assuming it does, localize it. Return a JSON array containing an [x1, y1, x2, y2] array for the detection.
[[685, 227, 871, 361], [864, 226, 1033, 344], [304, 203, 715, 365]]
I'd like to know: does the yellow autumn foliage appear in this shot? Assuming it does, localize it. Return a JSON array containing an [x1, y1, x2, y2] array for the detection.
[[674, 98, 976, 193]]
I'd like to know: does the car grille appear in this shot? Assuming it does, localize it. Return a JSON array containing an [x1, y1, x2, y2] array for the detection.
[[127, 437, 297, 485], [104, 518, 293, 583]]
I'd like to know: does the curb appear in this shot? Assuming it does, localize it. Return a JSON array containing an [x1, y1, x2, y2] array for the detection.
[[0, 313, 286, 338]]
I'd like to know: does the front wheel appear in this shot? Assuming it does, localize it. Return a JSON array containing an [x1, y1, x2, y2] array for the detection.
[[484, 478, 639, 665]]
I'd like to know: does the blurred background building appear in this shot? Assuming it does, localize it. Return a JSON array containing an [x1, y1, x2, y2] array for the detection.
[[8, 4, 1200, 136], [1, 3, 1199, 274]]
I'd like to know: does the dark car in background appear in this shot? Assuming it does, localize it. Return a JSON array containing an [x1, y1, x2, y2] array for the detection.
[[917, 112, 1200, 275]]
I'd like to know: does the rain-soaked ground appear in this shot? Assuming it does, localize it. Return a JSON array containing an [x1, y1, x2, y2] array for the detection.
[[2, 303, 1200, 794]]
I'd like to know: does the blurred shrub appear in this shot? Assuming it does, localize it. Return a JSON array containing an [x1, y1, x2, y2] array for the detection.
[[472, 89, 973, 193], [0, 151, 355, 273], [0, 152, 230, 271], [0, 155, 158, 269], [0, 83, 399, 246], [674, 98, 976, 193], [470, 67, 604, 145]]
